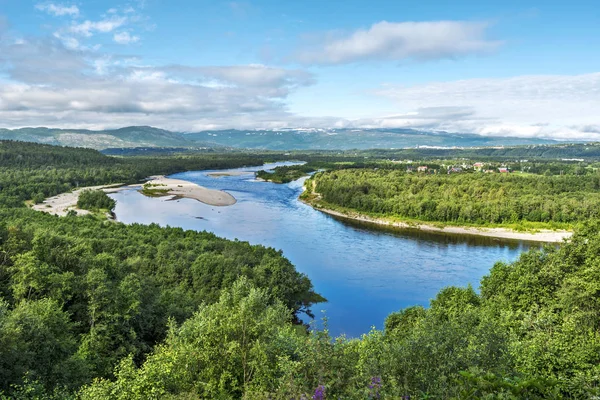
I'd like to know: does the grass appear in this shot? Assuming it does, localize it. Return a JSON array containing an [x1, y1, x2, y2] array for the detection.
[[140, 183, 171, 197]]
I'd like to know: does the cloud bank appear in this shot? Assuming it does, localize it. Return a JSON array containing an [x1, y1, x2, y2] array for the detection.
[[0, 22, 317, 131], [294, 21, 501, 64], [369, 73, 600, 139]]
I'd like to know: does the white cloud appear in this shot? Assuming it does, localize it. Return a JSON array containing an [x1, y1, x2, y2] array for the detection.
[[114, 31, 139, 44], [2, 14, 599, 140], [0, 26, 318, 131], [35, 3, 80, 17], [162, 64, 315, 93], [294, 21, 501, 64], [69, 16, 127, 37], [364, 73, 600, 139]]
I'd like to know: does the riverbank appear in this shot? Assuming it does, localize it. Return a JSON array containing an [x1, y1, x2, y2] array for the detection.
[[300, 186, 571, 243], [33, 175, 237, 217], [32, 184, 126, 217]]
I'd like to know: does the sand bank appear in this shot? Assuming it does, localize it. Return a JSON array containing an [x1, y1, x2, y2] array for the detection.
[[207, 171, 253, 177], [33, 175, 237, 217], [306, 204, 571, 243], [143, 176, 236, 206], [32, 184, 126, 217]]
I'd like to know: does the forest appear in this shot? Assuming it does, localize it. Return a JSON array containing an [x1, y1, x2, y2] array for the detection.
[[1, 140, 600, 398], [306, 168, 600, 228]]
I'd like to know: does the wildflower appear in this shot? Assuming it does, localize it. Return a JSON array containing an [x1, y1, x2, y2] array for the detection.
[[312, 384, 325, 400], [369, 376, 382, 399]]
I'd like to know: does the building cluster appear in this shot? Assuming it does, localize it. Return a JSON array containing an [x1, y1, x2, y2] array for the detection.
[[406, 162, 512, 174]]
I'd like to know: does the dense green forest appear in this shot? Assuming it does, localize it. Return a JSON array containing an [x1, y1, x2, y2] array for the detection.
[[60, 225, 600, 398], [305, 168, 600, 228], [2, 140, 600, 398]]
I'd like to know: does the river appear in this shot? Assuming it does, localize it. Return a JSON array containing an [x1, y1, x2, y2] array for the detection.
[[109, 162, 535, 337]]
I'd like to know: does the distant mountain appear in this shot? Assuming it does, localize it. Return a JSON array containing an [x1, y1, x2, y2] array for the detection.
[[0, 126, 558, 150], [186, 128, 557, 150], [0, 126, 195, 149]]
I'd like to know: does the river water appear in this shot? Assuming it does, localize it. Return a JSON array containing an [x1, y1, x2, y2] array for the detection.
[[110, 162, 535, 337]]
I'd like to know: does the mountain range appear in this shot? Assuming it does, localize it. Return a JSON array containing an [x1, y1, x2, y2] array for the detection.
[[0, 126, 559, 150]]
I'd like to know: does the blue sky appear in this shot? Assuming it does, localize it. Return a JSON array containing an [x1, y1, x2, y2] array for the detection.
[[0, 0, 599, 138]]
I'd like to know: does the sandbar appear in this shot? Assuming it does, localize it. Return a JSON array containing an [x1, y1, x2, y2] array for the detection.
[[33, 175, 237, 217], [32, 184, 125, 217], [207, 171, 253, 178], [143, 176, 236, 206], [310, 206, 571, 243]]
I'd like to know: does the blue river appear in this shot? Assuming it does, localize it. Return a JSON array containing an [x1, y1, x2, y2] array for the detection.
[[109, 162, 534, 337]]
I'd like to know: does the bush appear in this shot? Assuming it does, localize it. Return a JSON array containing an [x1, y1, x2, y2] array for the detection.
[[76, 190, 116, 211]]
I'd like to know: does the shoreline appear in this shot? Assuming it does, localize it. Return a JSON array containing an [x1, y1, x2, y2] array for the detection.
[[299, 184, 572, 243], [32, 183, 127, 217], [306, 203, 571, 243], [32, 175, 236, 217]]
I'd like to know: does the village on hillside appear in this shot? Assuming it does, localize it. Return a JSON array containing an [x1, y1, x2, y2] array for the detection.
[[399, 160, 517, 175]]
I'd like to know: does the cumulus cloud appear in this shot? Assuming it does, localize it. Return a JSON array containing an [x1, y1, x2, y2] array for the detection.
[[0, 25, 318, 131], [35, 3, 79, 17], [161, 65, 315, 94], [3, 10, 599, 139], [113, 31, 139, 44], [69, 16, 127, 37], [364, 73, 600, 139], [40, 4, 146, 49], [294, 21, 501, 64]]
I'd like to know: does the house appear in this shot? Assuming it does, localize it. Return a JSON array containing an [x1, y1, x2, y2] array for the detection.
[[498, 167, 509, 173], [448, 167, 463, 174], [406, 166, 415, 173], [473, 162, 484, 171], [417, 166, 428, 173]]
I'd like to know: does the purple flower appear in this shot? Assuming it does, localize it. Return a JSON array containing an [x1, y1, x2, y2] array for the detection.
[[369, 376, 382, 399], [312, 385, 325, 400]]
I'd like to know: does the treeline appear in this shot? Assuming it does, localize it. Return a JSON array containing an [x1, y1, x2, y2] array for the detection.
[[309, 169, 600, 226], [329, 143, 600, 161]]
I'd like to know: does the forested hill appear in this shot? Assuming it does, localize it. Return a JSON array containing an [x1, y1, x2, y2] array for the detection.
[[0, 125, 557, 150]]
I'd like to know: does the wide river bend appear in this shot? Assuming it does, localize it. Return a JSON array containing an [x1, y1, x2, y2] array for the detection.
[[109, 162, 535, 336]]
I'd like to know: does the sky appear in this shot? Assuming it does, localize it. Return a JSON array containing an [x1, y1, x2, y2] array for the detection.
[[0, 0, 599, 139]]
